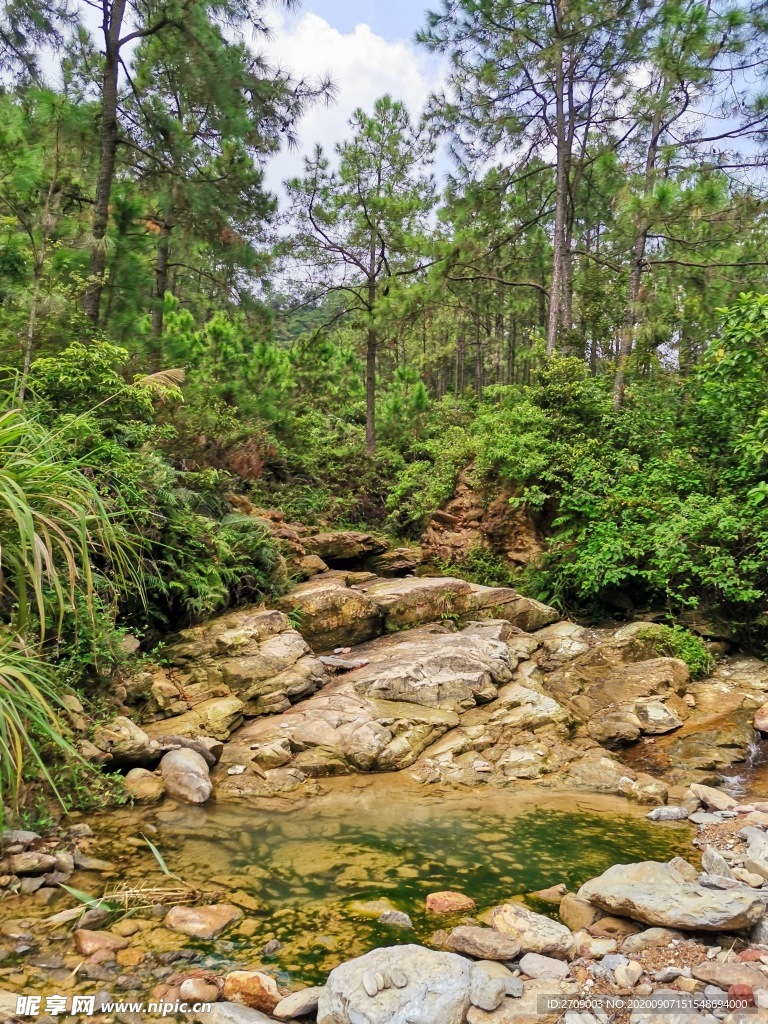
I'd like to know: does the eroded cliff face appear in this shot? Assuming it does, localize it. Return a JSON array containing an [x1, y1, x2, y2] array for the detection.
[[421, 469, 545, 568]]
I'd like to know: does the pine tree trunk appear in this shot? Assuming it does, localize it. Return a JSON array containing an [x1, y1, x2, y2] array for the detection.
[[83, 0, 127, 325], [547, 47, 568, 354], [150, 222, 172, 365]]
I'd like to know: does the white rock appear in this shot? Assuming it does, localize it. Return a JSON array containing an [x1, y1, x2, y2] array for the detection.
[[317, 944, 470, 1024], [519, 952, 569, 980]]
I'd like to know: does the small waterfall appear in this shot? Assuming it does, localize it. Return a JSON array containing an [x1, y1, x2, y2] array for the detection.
[[722, 732, 768, 795]]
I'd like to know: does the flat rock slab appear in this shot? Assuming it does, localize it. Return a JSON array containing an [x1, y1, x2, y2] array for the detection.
[[578, 861, 766, 931]]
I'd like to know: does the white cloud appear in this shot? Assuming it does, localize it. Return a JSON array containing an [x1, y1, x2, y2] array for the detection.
[[261, 11, 444, 189]]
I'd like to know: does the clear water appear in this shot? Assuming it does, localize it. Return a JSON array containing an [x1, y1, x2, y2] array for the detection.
[[78, 778, 693, 985]]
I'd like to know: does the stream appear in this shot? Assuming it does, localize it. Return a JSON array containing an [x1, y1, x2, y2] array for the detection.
[[71, 776, 694, 986]]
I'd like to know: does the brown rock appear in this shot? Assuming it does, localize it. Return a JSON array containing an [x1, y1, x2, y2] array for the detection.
[[426, 891, 476, 914], [164, 904, 242, 940], [447, 926, 521, 960], [223, 970, 281, 1012], [559, 893, 604, 932], [74, 930, 129, 956], [692, 961, 768, 990]]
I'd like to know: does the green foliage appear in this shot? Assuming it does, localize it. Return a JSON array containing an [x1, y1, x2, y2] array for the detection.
[[639, 624, 714, 680]]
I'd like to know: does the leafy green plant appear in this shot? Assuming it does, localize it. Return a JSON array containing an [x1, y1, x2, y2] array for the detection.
[[640, 624, 715, 680]]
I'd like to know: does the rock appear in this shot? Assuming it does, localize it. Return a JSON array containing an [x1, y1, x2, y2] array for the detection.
[[472, 962, 523, 998], [223, 971, 281, 1013], [180, 978, 220, 1003], [647, 806, 689, 821], [739, 828, 768, 881], [692, 962, 768, 990], [317, 944, 471, 1024], [277, 575, 384, 650], [4, 852, 56, 875], [466, 977, 580, 1024], [702, 848, 734, 879], [427, 891, 477, 914], [755, 704, 768, 732], [360, 575, 558, 632], [559, 893, 604, 931], [164, 904, 242, 940], [145, 696, 245, 742], [470, 962, 507, 1011], [621, 928, 686, 954], [618, 772, 669, 805], [572, 930, 618, 958], [74, 929, 129, 955], [491, 903, 575, 958], [519, 952, 569, 980], [305, 530, 389, 562], [273, 987, 324, 1019], [2, 830, 40, 847], [579, 860, 766, 931], [91, 716, 160, 766], [379, 910, 413, 929], [588, 916, 641, 940], [532, 883, 567, 903], [370, 548, 425, 575], [448, 926, 521, 961], [160, 748, 212, 804], [615, 962, 644, 988], [124, 767, 166, 804], [196, 1004, 276, 1024], [690, 784, 738, 811]]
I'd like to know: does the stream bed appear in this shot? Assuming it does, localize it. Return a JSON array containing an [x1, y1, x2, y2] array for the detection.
[[68, 776, 694, 986]]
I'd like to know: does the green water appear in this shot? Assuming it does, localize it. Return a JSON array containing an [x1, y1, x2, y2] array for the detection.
[[110, 780, 694, 985]]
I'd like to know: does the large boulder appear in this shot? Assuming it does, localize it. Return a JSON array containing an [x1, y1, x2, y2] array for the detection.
[[578, 861, 766, 931], [359, 576, 559, 633], [277, 575, 384, 651], [316, 944, 471, 1024], [159, 747, 212, 804], [90, 716, 160, 766], [145, 696, 245, 742], [304, 530, 389, 562], [489, 904, 574, 959]]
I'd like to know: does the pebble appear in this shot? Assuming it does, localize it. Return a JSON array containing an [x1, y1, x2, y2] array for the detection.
[[378, 910, 413, 929], [362, 969, 378, 997]]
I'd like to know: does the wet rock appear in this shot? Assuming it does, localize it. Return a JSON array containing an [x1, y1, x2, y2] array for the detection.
[[647, 806, 689, 821], [448, 926, 522, 961], [164, 904, 242, 940], [91, 717, 160, 766], [4, 852, 56, 876], [427, 891, 477, 914], [619, 773, 669, 806], [490, 903, 574, 958], [317, 944, 470, 1024], [579, 861, 765, 931], [180, 978, 220, 1003], [223, 971, 281, 1013], [160, 748, 212, 804], [74, 930, 129, 955], [2, 830, 40, 848], [73, 851, 114, 871], [273, 986, 324, 1019], [379, 910, 413, 929], [124, 767, 166, 804]]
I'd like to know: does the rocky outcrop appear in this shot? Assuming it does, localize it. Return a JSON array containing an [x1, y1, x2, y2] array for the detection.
[[422, 468, 545, 568], [578, 860, 767, 931], [132, 608, 328, 735], [213, 623, 518, 794], [276, 572, 559, 652]]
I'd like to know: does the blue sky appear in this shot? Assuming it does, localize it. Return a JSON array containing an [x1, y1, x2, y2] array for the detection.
[[295, 0, 430, 41], [264, 0, 445, 187]]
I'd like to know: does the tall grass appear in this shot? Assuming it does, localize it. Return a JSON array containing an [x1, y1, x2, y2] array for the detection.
[[0, 401, 138, 821]]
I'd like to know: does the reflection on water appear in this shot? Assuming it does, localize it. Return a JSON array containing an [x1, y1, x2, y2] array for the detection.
[[76, 779, 694, 985]]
